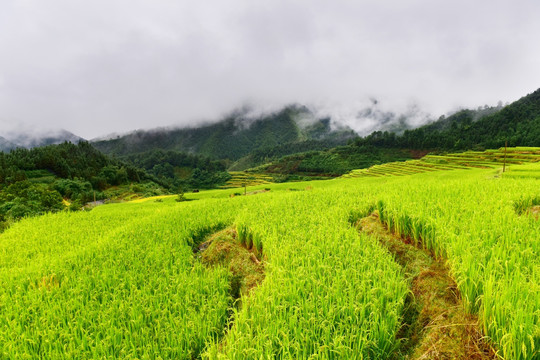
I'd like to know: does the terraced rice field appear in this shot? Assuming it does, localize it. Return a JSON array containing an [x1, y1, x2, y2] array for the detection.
[[1, 149, 539, 359], [503, 162, 540, 180], [220, 171, 274, 189], [343, 147, 540, 178]]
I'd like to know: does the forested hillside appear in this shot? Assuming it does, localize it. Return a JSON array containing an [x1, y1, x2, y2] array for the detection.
[[0, 129, 84, 152], [93, 88, 540, 178], [354, 88, 540, 150], [93, 106, 355, 160], [120, 150, 231, 190], [249, 146, 415, 179], [0, 142, 163, 230], [236, 88, 540, 177]]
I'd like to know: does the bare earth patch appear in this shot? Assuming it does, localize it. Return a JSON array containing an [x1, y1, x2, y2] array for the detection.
[[528, 205, 540, 219], [199, 227, 265, 298], [358, 213, 498, 360]]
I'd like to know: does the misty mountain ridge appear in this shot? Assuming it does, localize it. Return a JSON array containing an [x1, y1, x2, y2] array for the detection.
[[92, 105, 359, 160], [0, 136, 18, 152], [239, 88, 540, 177], [1, 100, 424, 154], [345, 100, 432, 135], [0, 129, 85, 152], [355, 87, 540, 150], [91, 101, 438, 159], [0, 93, 520, 159], [94, 104, 354, 140]]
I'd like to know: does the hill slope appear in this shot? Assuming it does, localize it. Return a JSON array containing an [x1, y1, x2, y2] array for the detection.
[[94, 88, 540, 175], [0, 136, 17, 152], [120, 149, 231, 190], [244, 88, 540, 178], [248, 146, 416, 179], [0, 142, 164, 230], [355, 87, 540, 150], [0, 129, 85, 152], [93, 106, 356, 160]]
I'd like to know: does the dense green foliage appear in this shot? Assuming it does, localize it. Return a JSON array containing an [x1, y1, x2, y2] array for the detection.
[[354, 88, 540, 151], [0, 141, 146, 187], [0, 142, 162, 229], [252, 145, 414, 177], [0, 181, 63, 231], [229, 138, 347, 171], [121, 149, 231, 190], [93, 107, 354, 161]]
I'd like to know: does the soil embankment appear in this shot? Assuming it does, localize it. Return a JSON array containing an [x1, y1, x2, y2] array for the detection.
[[198, 227, 264, 299], [358, 213, 497, 360]]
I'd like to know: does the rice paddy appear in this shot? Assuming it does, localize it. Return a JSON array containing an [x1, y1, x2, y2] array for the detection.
[[220, 171, 273, 189], [0, 149, 539, 359], [343, 147, 540, 178]]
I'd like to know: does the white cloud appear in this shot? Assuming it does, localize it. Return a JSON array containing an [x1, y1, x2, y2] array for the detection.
[[0, 0, 539, 138]]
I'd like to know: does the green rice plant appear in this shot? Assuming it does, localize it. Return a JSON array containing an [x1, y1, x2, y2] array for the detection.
[[2, 150, 540, 359], [342, 147, 540, 179], [206, 191, 407, 358], [0, 198, 241, 359], [513, 195, 540, 214]]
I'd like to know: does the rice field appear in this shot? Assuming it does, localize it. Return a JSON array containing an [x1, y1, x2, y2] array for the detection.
[[343, 146, 540, 178], [0, 151, 539, 359], [220, 171, 273, 189]]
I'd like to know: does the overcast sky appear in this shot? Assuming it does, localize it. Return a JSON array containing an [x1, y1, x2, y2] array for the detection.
[[0, 0, 539, 139]]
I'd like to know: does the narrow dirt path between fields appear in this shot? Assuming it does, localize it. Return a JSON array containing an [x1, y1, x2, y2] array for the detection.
[[358, 213, 498, 360]]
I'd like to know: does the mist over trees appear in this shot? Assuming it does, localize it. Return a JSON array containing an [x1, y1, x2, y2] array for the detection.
[[353, 88, 540, 151]]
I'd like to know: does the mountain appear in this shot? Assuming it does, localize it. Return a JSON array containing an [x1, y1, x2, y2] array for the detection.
[[0, 129, 85, 152], [2, 129, 84, 150], [355, 87, 540, 150], [0, 136, 17, 152], [93, 106, 356, 160], [246, 88, 540, 177]]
